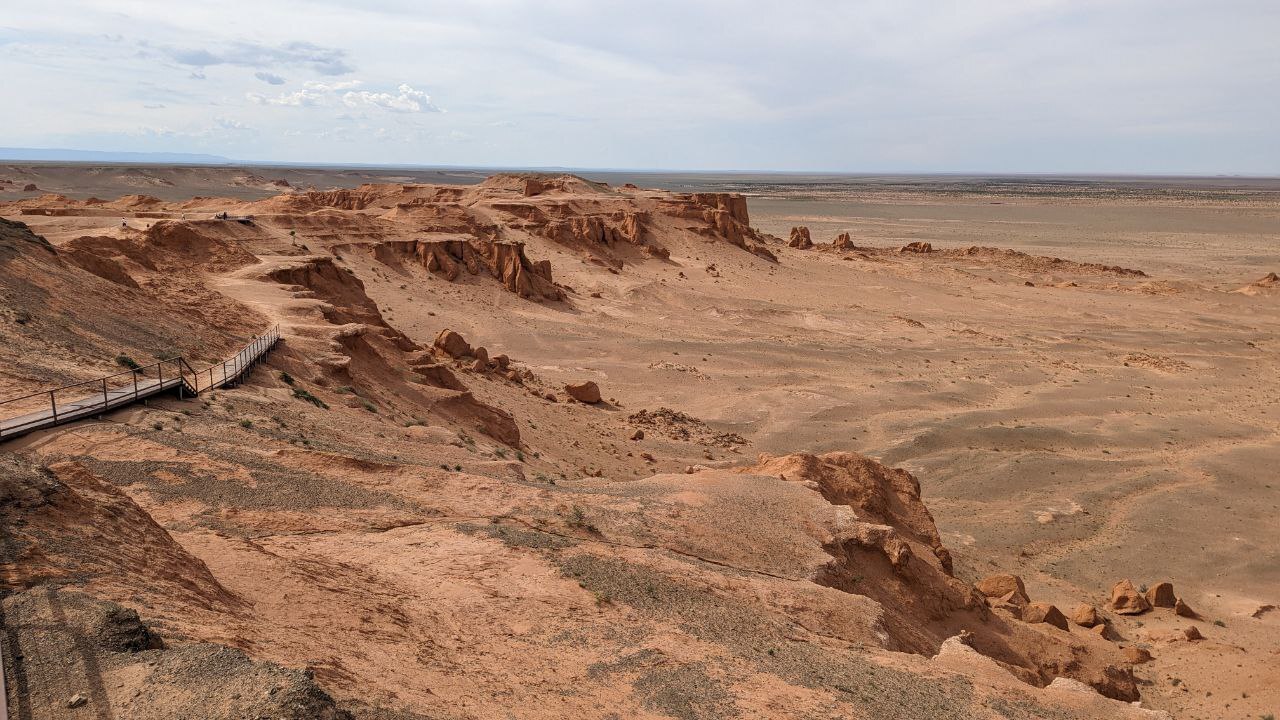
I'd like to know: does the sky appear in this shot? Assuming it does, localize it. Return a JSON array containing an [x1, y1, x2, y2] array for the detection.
[[2, 0, 1278, 173]]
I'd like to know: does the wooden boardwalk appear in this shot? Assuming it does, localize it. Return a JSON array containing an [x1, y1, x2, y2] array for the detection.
[[0, 325, 280, 441]]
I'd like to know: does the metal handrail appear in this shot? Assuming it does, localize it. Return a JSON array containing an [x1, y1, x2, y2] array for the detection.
[[0, 324, 280, 439]]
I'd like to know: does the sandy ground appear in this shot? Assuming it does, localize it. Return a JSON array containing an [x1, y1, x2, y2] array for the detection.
[[1, 168, 1277, 719]]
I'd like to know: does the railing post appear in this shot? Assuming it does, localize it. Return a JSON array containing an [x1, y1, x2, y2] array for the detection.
[[102, 378, 109, 409], [133, 369, 139, 399], [49, 390, 58, 422], [158, 361, 163, 384]]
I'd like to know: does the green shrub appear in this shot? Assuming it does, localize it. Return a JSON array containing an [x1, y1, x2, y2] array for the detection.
[[291, 387, 329, 409], [240, 419, 253, 428], [279, 371, 295, 386], [116, 354, 141, 370], [361, 400, 378, 413]]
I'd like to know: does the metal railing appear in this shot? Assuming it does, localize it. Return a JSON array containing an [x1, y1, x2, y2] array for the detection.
[[0, 324, 281, 440]]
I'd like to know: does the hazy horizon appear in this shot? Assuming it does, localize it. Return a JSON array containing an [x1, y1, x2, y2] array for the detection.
[[4, 1, 1278, 174]]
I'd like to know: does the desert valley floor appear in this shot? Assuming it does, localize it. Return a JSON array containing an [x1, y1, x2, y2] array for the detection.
[[0, 165, 1277, 719]]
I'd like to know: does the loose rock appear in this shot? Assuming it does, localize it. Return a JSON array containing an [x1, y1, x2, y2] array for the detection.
[[1023, 602, 1069, 630], [1173, 597, 1198, 618], [1110, 580, 1151, 615], [1072, 604, 1102, 628], [975, 574, 1030, 605], [1123, 647, 1152, 664], [1145, 582, 1176, 608], [434, 328, 472, 358], [565, 381, 602, 404]]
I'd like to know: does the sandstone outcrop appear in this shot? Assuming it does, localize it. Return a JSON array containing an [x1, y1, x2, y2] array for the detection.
[[901, 241, 934, 253], [657, 192, 777, 261], [833, 232, 857, 250], [743, 452, 1137, 701], [788, 226, 813, 249], [387, 237, 566, 301]]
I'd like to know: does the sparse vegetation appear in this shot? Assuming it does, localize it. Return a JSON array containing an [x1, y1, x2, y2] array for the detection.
[[567, 505, 599, 533], [291, 387, 329, 409], [116, 354, 141, 370], [240, 419, 253, 428], [151, 421, 163, 431], [494, 448, 507, 459], [279, 371, 295, 386], [360, 399, 378, 413], [1213, 619, 1226, 627]]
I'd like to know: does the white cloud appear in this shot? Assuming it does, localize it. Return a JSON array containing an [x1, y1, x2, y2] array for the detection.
[[342, 84, 440, 113], [247, 80, 364, 107], [254, 71, 286, 85], [248, 80, 440, 114]]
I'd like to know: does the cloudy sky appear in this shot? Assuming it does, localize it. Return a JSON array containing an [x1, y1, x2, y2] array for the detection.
[[2, 0, 1277, 172]]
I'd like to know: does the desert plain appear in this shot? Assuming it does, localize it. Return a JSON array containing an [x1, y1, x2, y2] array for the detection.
[[0, 165, 1277, 719]]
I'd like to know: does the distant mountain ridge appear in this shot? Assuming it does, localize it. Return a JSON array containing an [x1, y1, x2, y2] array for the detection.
[[0, 147, 233, 164]]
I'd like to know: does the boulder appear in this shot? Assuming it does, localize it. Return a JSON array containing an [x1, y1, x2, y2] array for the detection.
[[22, 183, 38, 192], [1145, 582, 1176, 608], [492, 354, 510, 370], [900, 241, 933, 253], [788, 226, 813, 249], [630, 429, 644, 441], [833, 232, 857, 250], [473, 346, 490, 365], [1023, 602, 1069, 631], [434, 328, 471, 358], [1182, 625, 1203, 641], [1072, 604, 1102, 628], [975, 574, 1029, 605], [1109, 580, 1151, 615], [565, 381, 602, 404], [1122, 647, 1152, 664], [1173, 597, 1198, 618]]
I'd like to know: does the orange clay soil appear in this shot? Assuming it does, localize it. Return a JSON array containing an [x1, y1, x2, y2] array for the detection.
[[2, 171, 1279, 720]]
